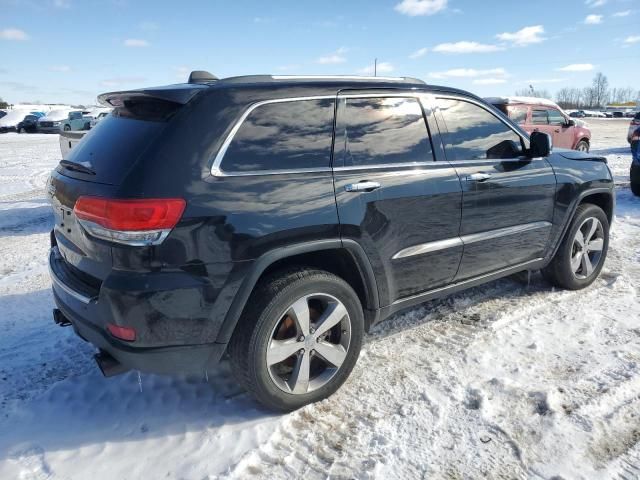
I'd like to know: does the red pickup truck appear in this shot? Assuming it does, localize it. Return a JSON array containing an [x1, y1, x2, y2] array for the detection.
[[487, 97, 592, 152]]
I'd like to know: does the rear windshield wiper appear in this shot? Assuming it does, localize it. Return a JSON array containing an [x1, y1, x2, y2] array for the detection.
[[59, 160, 96, 176]]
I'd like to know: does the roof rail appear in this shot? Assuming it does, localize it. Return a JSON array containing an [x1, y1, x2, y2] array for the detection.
[[188, 70, 219, 84], [270, 75, 426, 84]]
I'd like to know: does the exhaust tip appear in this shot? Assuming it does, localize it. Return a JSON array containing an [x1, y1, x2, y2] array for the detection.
[[94, 351, 130, 377], [53, 308, 72, 327]]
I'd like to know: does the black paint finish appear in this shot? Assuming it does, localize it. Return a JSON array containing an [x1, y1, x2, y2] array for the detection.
[[47, 77, 614, 376]]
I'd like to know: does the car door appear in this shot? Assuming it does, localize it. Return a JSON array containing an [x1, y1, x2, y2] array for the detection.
[[332, 93, 463, 305], [530, 108, 557, 142], [547, 108, 572, 148], [435, 96, 557, 281]]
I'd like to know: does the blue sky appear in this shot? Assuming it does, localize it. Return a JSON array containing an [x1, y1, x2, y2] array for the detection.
[[1, 0, 638, 105]]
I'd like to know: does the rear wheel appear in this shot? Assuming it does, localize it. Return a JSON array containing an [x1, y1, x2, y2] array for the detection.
[[63, 125, 71, 131], [575, 140, 589, 152], [228, 268, 364, 411], [542, 204, 609, 290]]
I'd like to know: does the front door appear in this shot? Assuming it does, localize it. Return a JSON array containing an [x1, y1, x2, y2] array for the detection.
[[435, 96, 557, 281], [333, 93, 463, 305]]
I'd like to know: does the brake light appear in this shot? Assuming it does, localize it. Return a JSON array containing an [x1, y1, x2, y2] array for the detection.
[[107, 323, 136, 342], [74, 197, 185, 246]]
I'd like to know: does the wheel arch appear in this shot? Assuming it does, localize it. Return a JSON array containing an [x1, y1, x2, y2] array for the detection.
[[215, 239, 379, 344]]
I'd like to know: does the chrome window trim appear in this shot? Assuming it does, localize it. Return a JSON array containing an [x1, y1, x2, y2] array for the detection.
[[271, 75, 412, 82], [333, 161, 434, 172], [210, 95, 336, 177], [434, 93, 531, 153], [392, 221, 551, 260]]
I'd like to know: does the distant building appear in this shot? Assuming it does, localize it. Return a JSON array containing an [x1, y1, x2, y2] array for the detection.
[[605, 101, 638, 113]]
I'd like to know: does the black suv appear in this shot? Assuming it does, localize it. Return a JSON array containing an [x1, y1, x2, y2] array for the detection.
[[48, 72, 614, 411]]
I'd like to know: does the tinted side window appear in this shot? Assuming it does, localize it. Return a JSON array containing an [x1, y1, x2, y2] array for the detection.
[[221, 98, 334, 172], [336, 97, 433, 167], [438, 99, 523, 160], [532, 110, 548, 125], [547, 109, 565, 125], [508, 106, 528, 125]]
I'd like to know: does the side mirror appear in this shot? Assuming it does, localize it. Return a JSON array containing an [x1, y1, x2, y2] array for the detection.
[[529, 131, 552, 158], [566, 119, 575, 127]]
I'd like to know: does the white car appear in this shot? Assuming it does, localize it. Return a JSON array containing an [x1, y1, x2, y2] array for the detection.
[[37, 109, 73, 133]]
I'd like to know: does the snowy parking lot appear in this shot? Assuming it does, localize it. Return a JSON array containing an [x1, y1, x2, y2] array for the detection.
[[0, 119, 638, 479]]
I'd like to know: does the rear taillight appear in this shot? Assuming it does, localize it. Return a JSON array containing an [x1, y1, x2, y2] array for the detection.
[[74, 197, 185, 246]]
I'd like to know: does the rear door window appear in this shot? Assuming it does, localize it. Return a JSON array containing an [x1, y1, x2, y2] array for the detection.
[[508, 106, 528, 125], [334, 96, 433, 167], [221, 98, 335, 173], [532, 109, 549, 125], [437, 98, 524, 160]]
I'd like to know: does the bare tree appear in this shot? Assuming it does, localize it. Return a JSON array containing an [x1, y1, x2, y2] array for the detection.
[[591, 73, 609, 108], [514, 87, 551, 99]]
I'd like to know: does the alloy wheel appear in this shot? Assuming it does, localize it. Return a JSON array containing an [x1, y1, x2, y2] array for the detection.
[[266, 293, 351, 394], [571, 216, 604, 279]]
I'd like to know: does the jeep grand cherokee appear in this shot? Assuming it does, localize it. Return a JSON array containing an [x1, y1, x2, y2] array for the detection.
[[48, 71, 614, 411]]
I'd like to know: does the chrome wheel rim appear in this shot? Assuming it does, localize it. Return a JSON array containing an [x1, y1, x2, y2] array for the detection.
[[571, 217, 604, 279], [266, 293, 351, 395], [577, 143, 588, 152]]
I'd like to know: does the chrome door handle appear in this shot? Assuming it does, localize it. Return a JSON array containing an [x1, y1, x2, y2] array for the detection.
[[466, 173, 491, 182], [345, 181, 381, 192]]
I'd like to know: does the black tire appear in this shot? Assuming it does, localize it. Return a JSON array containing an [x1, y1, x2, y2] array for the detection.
[[83, 122, 90, 130], [542, 203, 609, 290], [228, 267, 364, 412], [631, 164, 640, 197], [63, 125, 71, 131], [575, 140, 589, 152]]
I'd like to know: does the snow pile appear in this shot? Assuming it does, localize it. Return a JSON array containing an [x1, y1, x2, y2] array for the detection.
[[0, 125, 638, 479]]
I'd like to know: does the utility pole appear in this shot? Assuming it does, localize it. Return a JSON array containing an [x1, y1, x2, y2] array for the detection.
[[374, 58, 377, 77]]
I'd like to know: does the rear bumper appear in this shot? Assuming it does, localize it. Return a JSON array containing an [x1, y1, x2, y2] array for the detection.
[[48, 247, 227, 376], [38, 126, 62, 133]]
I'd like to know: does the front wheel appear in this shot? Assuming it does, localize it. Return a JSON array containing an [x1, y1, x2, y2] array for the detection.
[[575, 140, 589, 152], [228, 268, 364, 411], [63, 125, 71, 131], [542, 203, 609, 290]]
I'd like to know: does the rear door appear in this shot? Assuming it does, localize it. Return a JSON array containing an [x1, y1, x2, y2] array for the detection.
[[435, 96, 556, 281], [333, 93, 463, 305]]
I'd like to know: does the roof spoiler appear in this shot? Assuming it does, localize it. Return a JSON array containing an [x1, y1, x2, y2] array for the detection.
[[97, 84, 208, 107]]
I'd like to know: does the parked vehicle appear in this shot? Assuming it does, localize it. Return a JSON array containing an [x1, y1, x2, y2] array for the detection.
[[59, 130, 87, 157], [603, 111, 613, 118], [569, 111, 586, 118], [631, 128, 640, 197], [48, 73, 614, 411], [628, 112, 640, 143], [612, 111, 624, 118], [38, 109, 72, 133], [61, 111, 92, 131], [16, 114, 41, 133], [0, 109, 45, 133], [487, 96, 592, 151], [90, 111, 110, 128]]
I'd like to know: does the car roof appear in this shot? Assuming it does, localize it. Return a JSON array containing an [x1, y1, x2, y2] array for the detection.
[[484, 96, 561, 109], [98, 74, 479, 107]]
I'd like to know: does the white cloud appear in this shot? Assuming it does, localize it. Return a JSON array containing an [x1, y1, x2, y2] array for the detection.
[[49, 65, 71, 72], [429, 67, 507, 79], [584, 14, 603, 24], [524, 78, 567, 84], [473, 78, 507, 85], [139, 21, 159, 31], [612, 10, 632, 17], [0, 28, 29, 41], [433, 41, 504, 54], [409, 47, 428, 59], [496, 25, 545, 46], [395, 0, 447, 16], [585, 0, 606, 7], [359, 62, 395, 75], [123, 38, 150, 47], [316, 47, 347, 64], [557, 63, 595, 72], [624, 35, 640, 44]]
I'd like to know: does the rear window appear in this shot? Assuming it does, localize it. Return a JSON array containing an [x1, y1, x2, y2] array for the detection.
[[220, 98, 335, 173], [508, 106, 528, 124], [59, 114, 166, 185]]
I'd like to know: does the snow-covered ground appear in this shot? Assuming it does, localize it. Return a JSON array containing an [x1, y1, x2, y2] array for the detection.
[[0, 120, 638, 479]]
